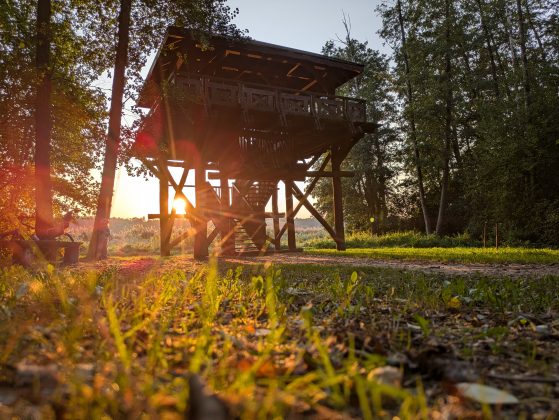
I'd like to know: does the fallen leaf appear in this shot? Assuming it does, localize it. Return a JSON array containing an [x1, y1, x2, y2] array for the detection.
[[15, 283, 28, 299], [367, 366, 402, 387], [255, 328, 271, 337], [456, 383, 519, 405]]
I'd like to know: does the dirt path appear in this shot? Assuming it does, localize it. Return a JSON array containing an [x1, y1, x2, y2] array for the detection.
[[85, 253, 559, 279], [220, 253, 559, 278]]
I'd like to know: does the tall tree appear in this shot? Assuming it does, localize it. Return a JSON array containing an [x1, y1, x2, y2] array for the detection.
[[34, 0, 53, 235], [312, 22, 398, 234], [88, 0, 132, 260], [396, 0, 432, 234], [435, 0, 454, 235], [1, 1, 112, 237]]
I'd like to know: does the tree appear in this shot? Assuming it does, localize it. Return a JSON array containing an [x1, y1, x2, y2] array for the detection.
[[395, 0, 431, 234], [33, 0, 53, 235], [377, 0, 559, 244], [87, 0, 132, 260], [312, 20, 399, 234], [1, 1, 108, 235]]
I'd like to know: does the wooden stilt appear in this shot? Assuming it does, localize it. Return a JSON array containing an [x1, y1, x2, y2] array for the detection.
[[272, 186, 281, 250], [331, 150, 346, 251], [193, 166, 208, 259], [159, 173, 170, 256], [220, 174, 235, 255], [284, 179, 296, 251]]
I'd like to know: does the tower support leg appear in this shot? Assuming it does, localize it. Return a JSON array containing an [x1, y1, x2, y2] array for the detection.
[[272, 185, 281, 251], [285, 179, 296, 251], [193, 166, 208, 259], [159, 173, 171, 256], [220, 175, 235, 255], [332, 151, 346, 251]]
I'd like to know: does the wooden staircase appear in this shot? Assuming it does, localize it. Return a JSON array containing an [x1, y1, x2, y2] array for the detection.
[[231, 180, 277, 252]]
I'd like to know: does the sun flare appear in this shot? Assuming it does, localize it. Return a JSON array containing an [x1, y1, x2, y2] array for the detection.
[[172, 197, 187, 214]]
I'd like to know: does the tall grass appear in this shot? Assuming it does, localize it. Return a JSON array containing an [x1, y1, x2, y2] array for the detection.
[[305, 231, 483, 249]]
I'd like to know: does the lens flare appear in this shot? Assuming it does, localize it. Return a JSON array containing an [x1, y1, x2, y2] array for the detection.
[[173, 197, 187, 214]]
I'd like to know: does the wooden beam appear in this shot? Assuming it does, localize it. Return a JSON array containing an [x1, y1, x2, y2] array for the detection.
[[207, 226, 220, 247], [159, 175, 170, 256], [220, 175, 235, 255], [291, 183, 339, 248], [271, 186, 280, 251], [206, 169, 351, 180], [193, 167, 208, 259], [304, 170, 354, 178], [168, 228, 194, 249], [284, 179, 296, 251], [148, 214, 188, 220], [139, 157, 162, 179], [274, 154, 331, 242], [331, 149, 346, 251]]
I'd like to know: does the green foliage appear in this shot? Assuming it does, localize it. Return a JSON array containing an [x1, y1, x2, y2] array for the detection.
[[313, 0, 559, 244], [309, 246, 559, 265], [313, 27, 399, 234], [0, 0, 109, 232], [306, 230, 481, 249]]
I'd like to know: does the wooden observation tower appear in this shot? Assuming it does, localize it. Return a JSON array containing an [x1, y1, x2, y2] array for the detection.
[[134, 27, 377, 258]]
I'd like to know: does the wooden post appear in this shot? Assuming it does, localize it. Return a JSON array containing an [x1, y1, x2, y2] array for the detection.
[[193, 166, 208, 259], [331, 150, 346, 251], [220, 174, 235, 255], [284, 179, 296, 251], [272, 186, 281, 250], [159, 173, 170, 256]]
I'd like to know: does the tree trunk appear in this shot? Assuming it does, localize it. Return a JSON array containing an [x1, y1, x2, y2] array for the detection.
[[436, 0, 454, 236], [516, 0, 531, 111], [87, 0, 132, 259], [397, 0, 432, 234], [34, 0, 53, 235], [475, 0, 500, 97]]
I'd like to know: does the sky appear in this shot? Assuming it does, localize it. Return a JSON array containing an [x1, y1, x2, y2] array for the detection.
[[110, 0, 387, 219]]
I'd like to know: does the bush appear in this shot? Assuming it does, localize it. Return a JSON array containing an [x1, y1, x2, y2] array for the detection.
[[304, 231, 482, 249]]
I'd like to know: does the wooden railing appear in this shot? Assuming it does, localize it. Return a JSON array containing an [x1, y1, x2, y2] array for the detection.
[[172, 75, 367, 124]]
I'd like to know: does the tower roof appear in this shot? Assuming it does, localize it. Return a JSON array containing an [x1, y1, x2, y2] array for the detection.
[[138, 27, 364, 108]]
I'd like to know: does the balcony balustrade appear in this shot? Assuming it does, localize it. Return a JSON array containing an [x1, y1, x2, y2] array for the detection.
[[172, 75, 367, 125]]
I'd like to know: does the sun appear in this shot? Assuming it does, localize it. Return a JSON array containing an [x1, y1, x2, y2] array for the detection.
[[172, 197, 187, 214]]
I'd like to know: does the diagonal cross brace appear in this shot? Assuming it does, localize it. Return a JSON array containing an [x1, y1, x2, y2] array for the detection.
[[274, 153, 331, 242]]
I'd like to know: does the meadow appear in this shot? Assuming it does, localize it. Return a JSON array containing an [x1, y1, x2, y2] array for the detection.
[[0, 255, 558, 418]]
